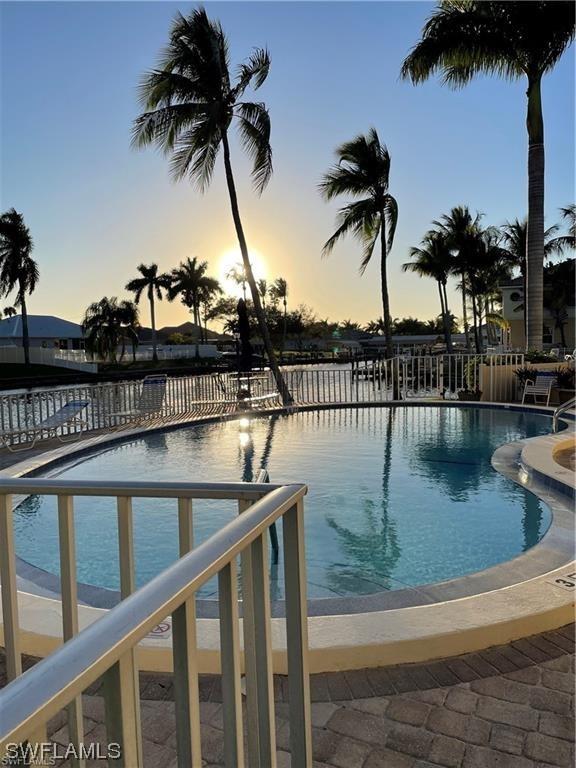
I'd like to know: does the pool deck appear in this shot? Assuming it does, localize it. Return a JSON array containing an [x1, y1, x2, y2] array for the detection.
[[2, 623, 574, 767]]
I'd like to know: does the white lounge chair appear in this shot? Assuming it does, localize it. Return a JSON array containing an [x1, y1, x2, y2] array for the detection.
[[522, 375, 557, 406], [0, 399, 90, 452], [110, 374, 167, 428]]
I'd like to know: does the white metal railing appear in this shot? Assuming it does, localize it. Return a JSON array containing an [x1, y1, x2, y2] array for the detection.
[[0, 477, 311, 767], [552, 395, 576, 433], [0, 354, 527, 448]]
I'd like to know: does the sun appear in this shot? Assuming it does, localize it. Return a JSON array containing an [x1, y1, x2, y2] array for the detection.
[[218, 248, 267, 298]]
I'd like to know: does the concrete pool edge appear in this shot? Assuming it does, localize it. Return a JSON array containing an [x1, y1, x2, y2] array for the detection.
[[1, 401, 574, 671]]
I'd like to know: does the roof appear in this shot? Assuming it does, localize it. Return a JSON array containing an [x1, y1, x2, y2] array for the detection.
[[499, 276, 524, 288], [0, 315, 83, 339]]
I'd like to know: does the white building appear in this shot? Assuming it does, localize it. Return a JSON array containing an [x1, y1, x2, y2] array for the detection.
[[0, 315, 84, 350]]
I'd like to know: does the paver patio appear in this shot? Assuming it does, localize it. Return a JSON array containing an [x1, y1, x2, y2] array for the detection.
[[2, 623, 572, 767]]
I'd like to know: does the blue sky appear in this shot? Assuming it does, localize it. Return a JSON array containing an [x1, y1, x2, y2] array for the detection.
[[1, 1, 574, 328]]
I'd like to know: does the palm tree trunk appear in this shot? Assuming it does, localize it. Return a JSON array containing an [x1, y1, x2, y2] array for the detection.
[[526, 74, 545, 351], [471, 293, 481, 353], [19, 287, 30, 366], [282, 299, 287, 356], [442, 282, 453, 353], [438, 281, 452, 352], [149, 293, 158, 362], [221, 132, 292, 405], [380, 224, 393, 359], [461, 273, 471, 352]]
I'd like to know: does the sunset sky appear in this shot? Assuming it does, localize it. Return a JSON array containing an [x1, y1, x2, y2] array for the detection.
[[1, 1, 574, 331]]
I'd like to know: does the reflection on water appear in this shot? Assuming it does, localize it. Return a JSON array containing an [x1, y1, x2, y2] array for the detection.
[[14, 407, 553, 598]]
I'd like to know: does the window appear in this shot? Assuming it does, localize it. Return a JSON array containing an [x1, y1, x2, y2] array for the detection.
[[543, 326, 553, 344], [510, 291, 523, 302]]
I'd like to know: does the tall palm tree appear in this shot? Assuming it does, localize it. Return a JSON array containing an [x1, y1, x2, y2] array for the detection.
[[433, 206, 482, 351], [401, 1, 575, 351], [270, 277, 288, 353], [168, 257, 219, 342], [82, 297, 126, 362], [126, 263, 172, 362], [0, 209, 39, 365], [132, 7, 291, 403], [403, 230, 454, 351], [320, 129, 398, 357], [117, 300, 140, 362], [198, 279, 223, 342]]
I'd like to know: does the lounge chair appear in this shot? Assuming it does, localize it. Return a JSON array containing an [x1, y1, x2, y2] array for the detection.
[[110, 374, 167, 428], [521, 375, 557, 406], [0, 399, 90, 452]]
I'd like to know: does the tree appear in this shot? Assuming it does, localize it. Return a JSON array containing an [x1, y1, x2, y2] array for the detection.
[[226, 262, 248, 302], [3, 306, 17, 318], [83, 297, 128, 362], [167, 257, 219, 346], [320, 129, 398, 357], [433, 206, 482, 351], [549, 204, 576, 253], [133, 7, 291, 403], [403, 230, 454, 351], [256, 278, 269, 311], [364, 318, 386, 335], [0, 209, 39, 365], [126, 263, 172, 361], [270, 277, 288, 353], [401, 1, 575, 350], [500, 218, 563, 341], [117, 300, 140, 362], [198, 279, 223, 342], [544, 259, 575, 348]]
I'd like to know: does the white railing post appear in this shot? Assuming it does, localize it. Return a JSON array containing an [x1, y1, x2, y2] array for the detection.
[[103, 651, 143, 768], [0, 493, 21, 681], [282, 499, 312, 766], [172, 498, 202, 768], [57, 495, 84, 767]]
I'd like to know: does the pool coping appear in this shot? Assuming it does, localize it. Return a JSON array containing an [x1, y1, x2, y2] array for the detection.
[[1, 400, 574, 672]]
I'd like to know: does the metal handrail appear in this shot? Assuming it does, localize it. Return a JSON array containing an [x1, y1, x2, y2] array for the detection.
[[0, 482, 307, 750], [552, 395, 576, 433]]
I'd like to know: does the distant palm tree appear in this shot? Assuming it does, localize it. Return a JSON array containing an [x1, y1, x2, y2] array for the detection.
[[198, 280, 223, 342], [550, 204, 576, 252], [117, 300, 140, 362], [0, 209, 39, 365], [3, 306, 17, 318], [433, 206, 482, 351], [256, 278, 269, 311], [133, 7, 291, 404], [403, 230, 454, 352], [168, 257, 219, 345], [320, 129, 398, 357], [126, 263, 172, 362], [226, 262, 248, 302], [270, 278, 288, 353], [364, 318, 386, 335], [83, 297, 127, 362], [501, 218, 564, 342], [544, 259, 573, 348], [401, 1, 575, 350]]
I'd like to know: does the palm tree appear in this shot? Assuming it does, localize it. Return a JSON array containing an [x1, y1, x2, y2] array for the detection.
[[364, 318, 386, 335], [117, 300, 140, 362], [403, 230, 454, 351], [550, 204, 576, 252], [256, 278, 269, 311], [226, 262, 248, 302], [0, 209, 39, 365], [126, 263, 172, 361], [133, 7, 291, 404], [401, 1, 575, 351], [433, 206, 482, 351], [320, 129, 398, 357], [198, 280, 223, 342], [500, 218, 564, 343], [544, 259, 574, 348], [3, 306, 17, 318], [168, 257, 219, 345], [82, 297, 126, 362], [270, 277, 288, 353]]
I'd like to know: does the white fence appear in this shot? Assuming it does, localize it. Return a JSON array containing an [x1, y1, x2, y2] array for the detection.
[[0, 346, 97, 373], [0, 354, 527, 448]]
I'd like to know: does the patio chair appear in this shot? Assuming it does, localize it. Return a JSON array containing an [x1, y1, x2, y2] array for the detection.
[[0, 399, 90, 452], [521, 375, 557, 407], [110, 374, 167, 428]]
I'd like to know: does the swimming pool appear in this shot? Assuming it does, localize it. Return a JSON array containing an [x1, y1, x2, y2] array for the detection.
[[14, 406, 553, 600]]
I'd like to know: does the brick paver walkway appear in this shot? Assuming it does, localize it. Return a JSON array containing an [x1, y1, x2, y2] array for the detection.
[[26, 623, 573, 767]]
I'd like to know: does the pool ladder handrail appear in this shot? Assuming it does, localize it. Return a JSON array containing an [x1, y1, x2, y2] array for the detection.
[[552, 395, 576, 433], [256, 467, 280, 563]]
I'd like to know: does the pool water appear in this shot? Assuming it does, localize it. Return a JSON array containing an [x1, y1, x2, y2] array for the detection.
[[14, 407, 552, 599]]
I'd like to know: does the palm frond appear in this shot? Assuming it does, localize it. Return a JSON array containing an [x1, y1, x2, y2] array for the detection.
[[233, 48, 271, 99], [235, 101, 272, 193]]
